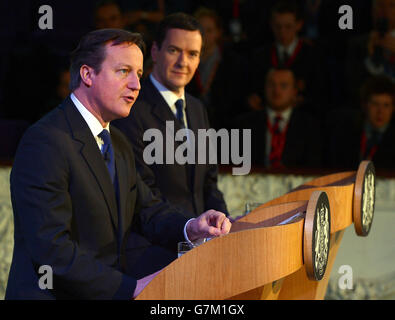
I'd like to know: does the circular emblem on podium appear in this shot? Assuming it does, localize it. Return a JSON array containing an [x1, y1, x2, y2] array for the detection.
[[353, 161, 376, 236], [304, 191, 331, 281]]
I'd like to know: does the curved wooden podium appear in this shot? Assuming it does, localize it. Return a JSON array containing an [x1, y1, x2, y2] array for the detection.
[[136, 201, 309, 300], [136, 161, 375, 300], [250, 161, 376, 299]]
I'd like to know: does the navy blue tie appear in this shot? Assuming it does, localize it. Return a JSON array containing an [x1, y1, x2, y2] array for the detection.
[[175, 99, 185, 127], [99, 129, 115, 184]]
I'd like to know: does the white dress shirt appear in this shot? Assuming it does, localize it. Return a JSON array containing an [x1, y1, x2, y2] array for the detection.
[[276, 37, 299, 63], [70, 93, 110, 153], [150, 74, 188, 128]]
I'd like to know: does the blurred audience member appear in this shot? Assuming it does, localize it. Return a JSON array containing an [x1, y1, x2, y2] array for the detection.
[[347, 0, 395, 108], [94, 0, 125, 29], [303, 0, 322, 41], [235, 68, 322, 168], [328, 76, 395, 170], [186, 7, 248, 129], [116, 0, 165, 77], [365, 0, 395, 80], [41, 67, 71, 119], [119, 0, 164, 46], [121, 0, 164, 26], [94, 0, 164, 46], [248, 0, 327, 116]]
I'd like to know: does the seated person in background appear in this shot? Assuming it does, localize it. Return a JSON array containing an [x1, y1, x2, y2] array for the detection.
[[94, 0, 126, 30], [235, 67, 322, 169], [328, 75, 395, 170], [346, 0, 395, 109], [119, 0, 165, 50], [248, 0, 327, 116], [41, 67, 71, 119], [186, 7, 249, 129]]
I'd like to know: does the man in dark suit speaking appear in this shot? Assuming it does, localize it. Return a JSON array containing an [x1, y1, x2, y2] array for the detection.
[[112, 13, 228, 274], [6, 28, 231, 300]]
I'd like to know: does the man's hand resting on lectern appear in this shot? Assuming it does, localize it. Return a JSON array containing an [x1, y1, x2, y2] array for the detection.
[[132, 210, 231, 299], [186, 210, 231, 242]]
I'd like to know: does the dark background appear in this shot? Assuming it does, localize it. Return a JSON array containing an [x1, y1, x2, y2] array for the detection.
[[0, 0, 377, 164]]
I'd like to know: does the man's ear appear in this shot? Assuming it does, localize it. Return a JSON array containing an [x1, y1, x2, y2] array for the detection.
[[80, 64, 95, 87]]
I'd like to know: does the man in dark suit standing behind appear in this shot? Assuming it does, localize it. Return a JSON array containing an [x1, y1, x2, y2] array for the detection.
[[113, 13, 229, 276], [113, 13, 228, 220], [6, 29, 231, 300]]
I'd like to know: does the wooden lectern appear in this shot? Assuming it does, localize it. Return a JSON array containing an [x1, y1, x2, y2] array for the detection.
[[258, 161, 375, 299], [136, 161, 375, 300]]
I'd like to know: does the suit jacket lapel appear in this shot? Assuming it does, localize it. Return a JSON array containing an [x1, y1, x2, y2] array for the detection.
[[144, 77, 186, 133], [184, 95, 199, 192], [62, 97, 119, 231], [143, 77, 191, 187], [112, 142, 129, 237], [185, 95, 200, 138]]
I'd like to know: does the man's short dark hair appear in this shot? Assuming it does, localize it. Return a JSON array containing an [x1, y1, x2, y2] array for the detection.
[[194, 7, 223, 31], [154, 12, 204, 49], [69, 28, 145, 91], [360, 75, 395, 106], [270, 0, 303, 21], [94, 0, 120, 15]]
